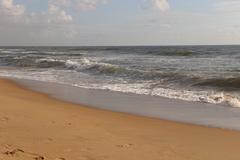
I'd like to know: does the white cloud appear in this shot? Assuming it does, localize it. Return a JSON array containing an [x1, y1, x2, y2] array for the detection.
[[214, 0, 240, 14], [47, 0, 110, 23], [49, 0, 71, 7], [49, 0, 109, 11], [73, 0, 109, 11], [48, 4, 73, 24], [0, 0, 78, 45], [0, 0, 25, 16], [153, 0, 170, 12], [0, 0, 111, 45]]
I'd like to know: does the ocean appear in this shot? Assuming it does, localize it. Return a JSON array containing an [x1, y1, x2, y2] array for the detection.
[[0, 45, 240, 107]]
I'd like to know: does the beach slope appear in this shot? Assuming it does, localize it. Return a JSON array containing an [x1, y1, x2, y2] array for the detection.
[[1, 79, 240, 160]]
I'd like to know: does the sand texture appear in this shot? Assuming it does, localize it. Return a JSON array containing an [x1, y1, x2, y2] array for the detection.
[[1, 79, 240, 160]]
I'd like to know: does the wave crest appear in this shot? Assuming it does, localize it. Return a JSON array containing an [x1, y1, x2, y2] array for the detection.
[[193, 78, 240, 90], [210, 92, 240, 108]]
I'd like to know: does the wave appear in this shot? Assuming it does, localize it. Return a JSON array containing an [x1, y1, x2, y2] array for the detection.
[[35, 59, 66, 68], [65, 58, 148, 77], [1, 66, 240, 108], [193, 78, 240, 90], [33, 52, 84, 56], [0, 57, 65, 68], [67, 59, 193, 81], [3, 56, 239, 88], [2, 56, 240, 91], [208, 92, 240, 108], [146, 50, 194, 56], [0, 49, 85, 57], [0, 49, 25, 54], [0, 55, 193, 82], [224, 94, 240, 108], [0, 56, 129, 75], [45, 47, 196, 57]]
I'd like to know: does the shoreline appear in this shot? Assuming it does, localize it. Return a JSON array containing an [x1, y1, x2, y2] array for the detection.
[[1, 78, 240, 159], [9, 77, 240, 131]]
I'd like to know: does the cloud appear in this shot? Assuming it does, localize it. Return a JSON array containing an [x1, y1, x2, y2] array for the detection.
[[74, 0, 109, 11], [50, 0, 109, 11], [46, 0, 110, 23], [0, 0, 25, 16], [0, 0, 111, 45], [0, 0, 77, 45], [48, 4, 73, 24], [214, 0, 240, 14], [153, 0, 170, 12]]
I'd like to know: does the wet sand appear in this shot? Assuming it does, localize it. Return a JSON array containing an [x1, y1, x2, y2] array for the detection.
[[1, 78, 240, 160], [15, 78, 240, 130]]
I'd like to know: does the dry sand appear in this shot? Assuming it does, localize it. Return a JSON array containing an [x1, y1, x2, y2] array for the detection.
[[1, 79, 240, 160]]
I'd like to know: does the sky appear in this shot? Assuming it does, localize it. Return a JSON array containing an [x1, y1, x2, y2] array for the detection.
[[0, 0, 240, 46]]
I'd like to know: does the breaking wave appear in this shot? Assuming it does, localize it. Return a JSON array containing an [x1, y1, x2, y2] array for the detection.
[[2, 56, 240, 90], [193, 78, 240, 90], [1, 46, 240, 108]]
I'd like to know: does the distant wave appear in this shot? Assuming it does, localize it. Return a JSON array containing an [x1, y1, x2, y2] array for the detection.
[[0, 56, 65, 68], [0, 49, 84, 57], [145, 50, 194, 56], [34, 52, 84, 56]]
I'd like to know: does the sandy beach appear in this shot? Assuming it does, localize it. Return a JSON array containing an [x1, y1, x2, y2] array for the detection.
[[1, 78, 240, 160]]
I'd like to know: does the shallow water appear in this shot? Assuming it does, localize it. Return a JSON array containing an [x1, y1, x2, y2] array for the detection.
[[15, 78, 240, 131]]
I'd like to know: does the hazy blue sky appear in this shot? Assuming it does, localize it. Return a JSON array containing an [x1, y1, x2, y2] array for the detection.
[[0, 0, 240, 46]]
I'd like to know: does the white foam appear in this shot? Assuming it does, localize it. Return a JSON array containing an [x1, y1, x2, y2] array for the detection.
[[36, 58, 65, 63], [65, 58, 119, 71], [0, 68, 239, 108], [224, 94, 240, 108]]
